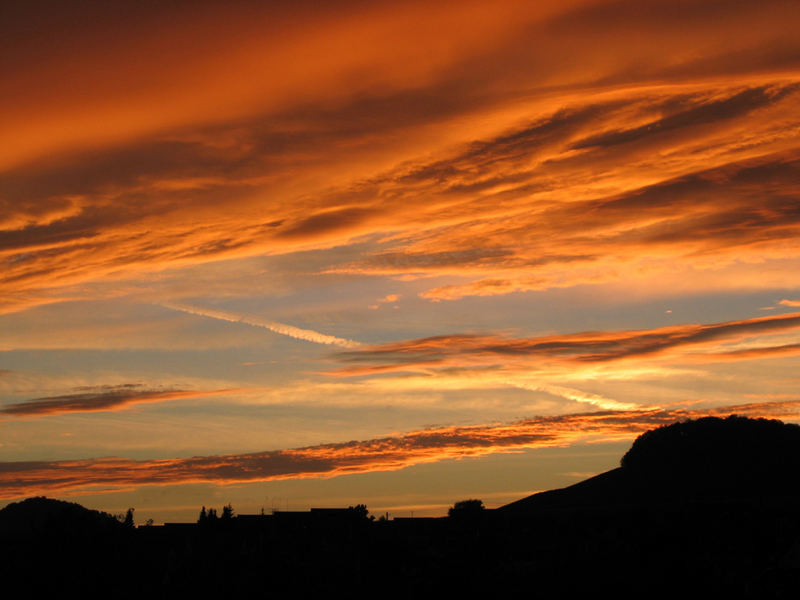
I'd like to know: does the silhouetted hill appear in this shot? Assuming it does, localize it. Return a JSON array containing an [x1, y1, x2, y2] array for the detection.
[[498, 415, 800, 514], [0, 497, 133, 597], [0, 496, 124, 538]]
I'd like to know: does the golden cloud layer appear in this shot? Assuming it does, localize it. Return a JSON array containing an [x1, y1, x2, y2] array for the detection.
[[329, 311, 800, 376], [3, 1, 800, 312], [1, 400, 797, 498]]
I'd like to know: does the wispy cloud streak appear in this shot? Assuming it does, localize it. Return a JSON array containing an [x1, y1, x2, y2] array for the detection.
[[331, 312, 800, 375], [1, 400, 797, 498], [161, 301, 361, 348], [0, 385, 245, 418]]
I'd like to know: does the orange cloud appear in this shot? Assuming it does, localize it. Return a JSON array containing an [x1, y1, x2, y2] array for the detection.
[[0, 385, 247, 418], [692, 343, 800, 361], [1, 400, 797, 499], [343, 142, 800, 301], [330, 312, 800, 376], [3, 2, 800, 312], [3, 0, 569, 171], [2, 87, 800, 312]]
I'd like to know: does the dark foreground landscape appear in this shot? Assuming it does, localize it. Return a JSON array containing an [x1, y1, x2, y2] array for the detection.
[[2, 415, 800, 598]]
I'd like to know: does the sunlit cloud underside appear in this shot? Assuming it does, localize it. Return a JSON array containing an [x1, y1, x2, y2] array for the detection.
[[2, 400, 798, 499]]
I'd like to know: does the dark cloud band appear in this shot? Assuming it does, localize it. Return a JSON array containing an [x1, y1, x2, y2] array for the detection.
[[1, 399, 797, 499]]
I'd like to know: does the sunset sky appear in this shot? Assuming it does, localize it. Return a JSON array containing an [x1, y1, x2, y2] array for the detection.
[[3, 0, 800, 523]]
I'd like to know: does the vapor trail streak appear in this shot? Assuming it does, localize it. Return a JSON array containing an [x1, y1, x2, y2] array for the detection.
[[161, 301, 361, 348]]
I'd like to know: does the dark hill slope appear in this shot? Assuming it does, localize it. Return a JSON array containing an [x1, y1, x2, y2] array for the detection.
[[498, 415, 800, 514], [0, 496, 124, 538], [0, 497, 132, 597]]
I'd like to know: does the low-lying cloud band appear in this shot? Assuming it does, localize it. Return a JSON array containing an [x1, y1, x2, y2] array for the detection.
[[2, 400, 797, 499], [330, 311, 800, 375], [0, 385, 246, 418]]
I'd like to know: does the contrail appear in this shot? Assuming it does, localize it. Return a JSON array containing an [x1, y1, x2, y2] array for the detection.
[[161, 301, 362, 348], [536, 384, 641, 411], [511, 381, 641, 411]]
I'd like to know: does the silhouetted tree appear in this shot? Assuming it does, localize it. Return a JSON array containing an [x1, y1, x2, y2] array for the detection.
[[123, 507, 135, 528], [349, 504, 373, 521], [207, 507, 218, 521], [221, 503, 234, 520], [198, 506, 208, 524], [448, 499, 485, 518]]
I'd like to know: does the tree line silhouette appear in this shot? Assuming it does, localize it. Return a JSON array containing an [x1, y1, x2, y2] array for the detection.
[[197, 503, 234, 524]]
